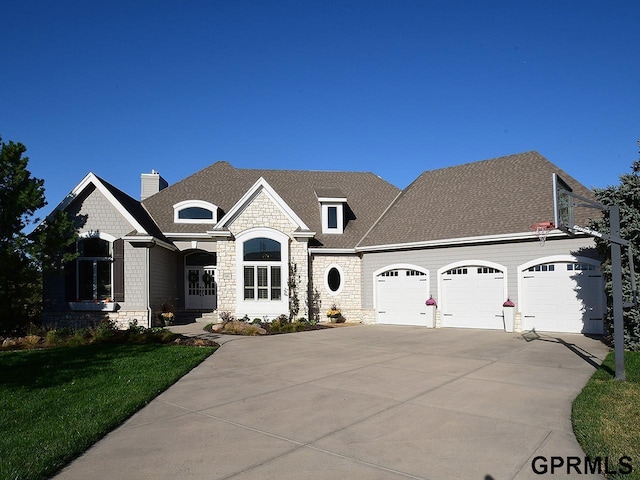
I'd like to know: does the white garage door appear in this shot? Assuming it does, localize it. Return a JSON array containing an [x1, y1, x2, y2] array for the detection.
[[376, 269, 429, 325], [441, 266, 505, 329], [521, 261, 604, 334]]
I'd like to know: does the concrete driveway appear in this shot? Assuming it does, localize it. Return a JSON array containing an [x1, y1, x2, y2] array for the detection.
[[55, 326, 609, 480]]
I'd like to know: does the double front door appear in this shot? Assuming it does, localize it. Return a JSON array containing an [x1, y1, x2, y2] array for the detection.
[[185, 266, 217, 310]]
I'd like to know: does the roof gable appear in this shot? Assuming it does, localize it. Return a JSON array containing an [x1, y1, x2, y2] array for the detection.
[[52, 173, 148, 234], [214, 177, 311, 232]]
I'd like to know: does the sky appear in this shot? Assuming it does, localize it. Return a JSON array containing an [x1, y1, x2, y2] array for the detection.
[[2, 0, 639, 225]]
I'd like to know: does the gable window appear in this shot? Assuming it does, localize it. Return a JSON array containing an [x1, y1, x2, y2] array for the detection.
[[317, 191, 347, 235], [321, 203, 345, 234], [243, 237, 282, 300], [77, 237, 113, 301], [173, 200, 218, 224], [327, 207, 338, 229]]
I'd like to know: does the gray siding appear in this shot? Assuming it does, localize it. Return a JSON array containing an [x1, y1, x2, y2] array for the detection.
[[361, 236, 599, 309], [149, 247, 179, 314], [67, 185, 136, 237]]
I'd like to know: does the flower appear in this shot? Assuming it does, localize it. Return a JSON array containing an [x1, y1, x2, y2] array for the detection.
[[425, 295, 437, 306], [326, 304, 341, 318], [503, 299, 515, 307]]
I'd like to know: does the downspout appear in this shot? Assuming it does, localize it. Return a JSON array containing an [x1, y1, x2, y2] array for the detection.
[[146, 246, 152, 328]]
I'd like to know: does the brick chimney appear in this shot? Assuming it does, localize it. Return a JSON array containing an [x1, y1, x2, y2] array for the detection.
[[140, 170, 168, 200]]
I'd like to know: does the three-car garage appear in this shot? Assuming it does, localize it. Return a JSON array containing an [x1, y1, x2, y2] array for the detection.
[[373, 256, 605, 334]]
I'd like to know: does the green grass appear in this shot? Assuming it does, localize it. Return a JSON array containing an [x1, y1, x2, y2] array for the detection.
[[572, 351, 640, 479], [0, 343, 216, 480]]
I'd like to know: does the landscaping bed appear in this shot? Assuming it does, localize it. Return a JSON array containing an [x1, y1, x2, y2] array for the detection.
[[204, 314, 360, 336]]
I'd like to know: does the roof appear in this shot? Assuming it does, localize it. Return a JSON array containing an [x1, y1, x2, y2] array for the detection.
[[357, 151, 597, 248], [95, 175, 169, 242], [142, 161, 401, 249], [54, 172, 171, 244]]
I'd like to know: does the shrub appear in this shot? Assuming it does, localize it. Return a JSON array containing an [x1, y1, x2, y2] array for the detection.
[[219, 311, 235, 323]]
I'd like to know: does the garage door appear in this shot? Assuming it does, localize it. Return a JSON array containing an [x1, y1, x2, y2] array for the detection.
[[521, 261, 604, 334], [440, 265, 505, 329], [376, 268, 429, 325]]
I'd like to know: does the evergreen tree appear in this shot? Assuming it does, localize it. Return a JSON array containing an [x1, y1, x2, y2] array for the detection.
[[0, 137, 76, 333], [589, 141, 640, 350]]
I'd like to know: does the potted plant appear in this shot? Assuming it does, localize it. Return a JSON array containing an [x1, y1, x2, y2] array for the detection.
[[326, 304, 344, 323], [502, 299, 515, 333], [159, 302, 175, 326], [425, 295, 437, 328]]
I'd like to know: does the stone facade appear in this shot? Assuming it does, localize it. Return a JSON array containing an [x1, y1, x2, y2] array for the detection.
[[311, 254, 365, 323], [214, 188, 310, 321]]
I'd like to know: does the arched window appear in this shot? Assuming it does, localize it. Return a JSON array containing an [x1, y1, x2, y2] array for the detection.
[[243, 238, 282, 261], [242, 237, 282, 300], [173, 200, 218, 223], [178, 207, 214, 220]]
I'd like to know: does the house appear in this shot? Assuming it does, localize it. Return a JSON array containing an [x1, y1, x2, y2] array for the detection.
[[42, 151, 605, 334]]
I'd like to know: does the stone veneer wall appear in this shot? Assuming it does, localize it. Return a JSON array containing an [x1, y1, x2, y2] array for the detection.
[[214, 189, 310, 321], [310, 254, 365, 323], [42, 310, 149, 330]]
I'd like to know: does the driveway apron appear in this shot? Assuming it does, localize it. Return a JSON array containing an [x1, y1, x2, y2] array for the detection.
[[54, 326, 609, 480]]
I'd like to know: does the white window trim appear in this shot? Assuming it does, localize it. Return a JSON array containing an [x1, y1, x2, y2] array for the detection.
[[324, 263, 345, 296], [321, 203, 344, 234], [173, 200, 218, 224], [235, 228, 289, 316]]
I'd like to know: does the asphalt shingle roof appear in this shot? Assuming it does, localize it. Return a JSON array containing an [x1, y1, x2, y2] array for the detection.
[[142, 162, 401, 249], [357, 151, 597, 248]]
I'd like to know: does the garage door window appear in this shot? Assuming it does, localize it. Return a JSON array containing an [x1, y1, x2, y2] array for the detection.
[[407, 270, 426, 276], [568, 263, 597, 271], [477, 267, 500, 274], [527, 264, 555, 272], [446, 268, 468, 275]]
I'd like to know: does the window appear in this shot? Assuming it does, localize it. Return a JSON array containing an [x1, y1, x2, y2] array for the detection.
[[243, 237, 282, 300], [327, 267, 341, 292], [173, 200, 218, 223], [327, 207, 338, 229], [243, 238, 281, 261], [320, 203, 345, 234], [178, 207, 213, 220], [325, 264, 345, 295], [76, 237, 112, 301]]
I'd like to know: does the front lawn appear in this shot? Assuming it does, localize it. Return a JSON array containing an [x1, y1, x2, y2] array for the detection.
[[572, 351, 640, 479], [0, 343, 216, 480]]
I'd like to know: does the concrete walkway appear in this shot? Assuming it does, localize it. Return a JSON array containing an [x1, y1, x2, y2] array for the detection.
[[55, 325, 609, 479]]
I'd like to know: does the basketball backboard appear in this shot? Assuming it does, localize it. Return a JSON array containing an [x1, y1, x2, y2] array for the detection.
[[553, 173, 574, 236]]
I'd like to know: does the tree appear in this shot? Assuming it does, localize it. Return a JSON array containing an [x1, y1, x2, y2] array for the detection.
[[588, 140, 640, 350], [0, 137, 77, 333]]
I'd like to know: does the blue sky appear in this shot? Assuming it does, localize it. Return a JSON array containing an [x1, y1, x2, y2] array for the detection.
[[2, 0, 639, 223]]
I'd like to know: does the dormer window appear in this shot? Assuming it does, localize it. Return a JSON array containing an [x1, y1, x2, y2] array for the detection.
[[174, 200, 218, 224], [316, 189, 347, 234]]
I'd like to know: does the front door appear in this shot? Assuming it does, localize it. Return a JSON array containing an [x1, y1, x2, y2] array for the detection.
[[185, 266, 217, 310]]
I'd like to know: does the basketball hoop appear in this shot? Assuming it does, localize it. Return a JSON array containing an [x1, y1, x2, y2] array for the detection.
[[531, 221, 554, 246]]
